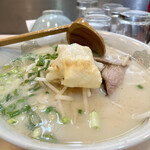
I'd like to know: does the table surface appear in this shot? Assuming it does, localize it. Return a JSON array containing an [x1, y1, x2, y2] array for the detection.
[[0, 34, 150, 150], [0, 137, 150, 150]]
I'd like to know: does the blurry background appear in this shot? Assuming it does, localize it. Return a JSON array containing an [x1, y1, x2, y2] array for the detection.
[[0, 0, 149, 34]]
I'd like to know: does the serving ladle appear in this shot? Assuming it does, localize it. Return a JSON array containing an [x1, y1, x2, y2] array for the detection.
[[0, 18, 105, 56]]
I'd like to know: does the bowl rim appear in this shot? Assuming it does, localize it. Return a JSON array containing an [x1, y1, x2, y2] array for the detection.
[[0, 31, 150, 150]]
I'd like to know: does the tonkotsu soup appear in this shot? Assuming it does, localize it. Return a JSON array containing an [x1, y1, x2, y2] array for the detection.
[[0, 43, 150, 144]]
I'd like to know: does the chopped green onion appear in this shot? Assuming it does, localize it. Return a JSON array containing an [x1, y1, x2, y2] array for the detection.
[[14, 89, 19, 96], [0, 73, 8, 78], [7, 118, 18, 124], [40, 132, 57, 143], [10, 110, 21, 118], [32, 67, 38, 72], [90, 111, 100, 129], [0, 104, 5, 115], [27, 121, 36, 131], [43, 133, 55, 140], [17, 98, 25, 103], [12, 57, 22, 63], [45, 106, 56, 114], [2, 64, 13, 70], [31, 86, 40, 92], [28, 110, 42, 126], [52, 45, 58, 52], [10, 69, 18, 74], [21, 105, 31, 113], [0, 104, 3, 110], [6, 104, 16, 113], [28, 94, 36, 97], [45, 106, 60, 120], [37, 61, 50, 76], [31, 127, 42, 138], [43, 133, 54, 139], [61, 116, 71, 124], [18, 73, 24, 78], [25, 55, 35, 62], [28, 57, 35, 62], [28, 72, 37, 78], [43, 53, 58, 60], [1, 109, 6, 115], [29, 84, 41, 92], [137, 84, 144, 89], [45, 60, 50, 71], [43, 54, 51, 59], [6, 94, 12, 102], [78, 109, 83, 114], [36, 55, 45, 66], [24, 79, 34, 83], [45, 91, 49, 94], [37, 71, 40, 77], [51, 53, 58, 59], [10, 105, 31, 118], [54, 45, 58, 52], [27, 110, 41, 130], [37, 68, 45, 77]]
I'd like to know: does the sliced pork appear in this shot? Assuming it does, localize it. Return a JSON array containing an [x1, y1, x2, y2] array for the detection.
[[102, 65, 127, 95]]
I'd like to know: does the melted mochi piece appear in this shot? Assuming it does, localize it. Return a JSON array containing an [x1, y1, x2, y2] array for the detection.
[[46, 43, 102, 88]]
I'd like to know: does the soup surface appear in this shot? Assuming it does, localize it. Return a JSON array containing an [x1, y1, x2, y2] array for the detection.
[[0, 44, 150, 144]]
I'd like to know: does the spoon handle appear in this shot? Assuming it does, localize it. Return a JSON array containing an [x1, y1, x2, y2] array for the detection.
[[0, 24, 70, 46]]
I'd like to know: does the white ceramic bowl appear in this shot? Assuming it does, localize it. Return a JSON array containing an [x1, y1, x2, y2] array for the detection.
[[0, 31, 150, 150]]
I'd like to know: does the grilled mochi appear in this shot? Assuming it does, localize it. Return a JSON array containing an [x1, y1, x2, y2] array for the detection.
[[46, 43, 102, 88]]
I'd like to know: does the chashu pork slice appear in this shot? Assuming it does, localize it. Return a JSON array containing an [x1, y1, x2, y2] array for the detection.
[[46, 43, 102, 88]]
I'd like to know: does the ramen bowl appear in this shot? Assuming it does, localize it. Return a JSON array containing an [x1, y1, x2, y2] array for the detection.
[[0, 31, 150, 150]]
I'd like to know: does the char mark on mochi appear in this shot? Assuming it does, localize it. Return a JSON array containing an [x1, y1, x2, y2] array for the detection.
[[101, 65, 127, 95]]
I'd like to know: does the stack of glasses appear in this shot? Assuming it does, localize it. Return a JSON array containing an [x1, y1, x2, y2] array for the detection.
[[76, 0, 150, 44]]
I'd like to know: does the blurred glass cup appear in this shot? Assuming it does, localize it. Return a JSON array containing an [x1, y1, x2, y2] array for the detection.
[[76, 0, 98, 18], [102, 3, 123, 16], [84, 7, 105, 16], [31, 10, 71, 32], [84, 14, 111, 31], [117, 10, 150, 43], [110, 7, 130, 32]]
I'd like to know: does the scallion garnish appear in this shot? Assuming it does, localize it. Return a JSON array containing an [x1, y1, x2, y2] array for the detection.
[[13, 89, 19, 96], [45, 60, 50, 71], [17, 98, 25, 103], [45, 91, 49, 94], [36, 55, 45, 66], [43, 53, 58, 60], [28, 84, 41, 92], [6, 94, 12, 102], [28, 72, 37, 78], [7, 118, 18, 124], [78, 109, 83, 114], [61, 116, 71, 124], [53, 45, 58, 52], [137, 84, 144, 89], [45, 106, 56, 113], [90, 111, 100, 129], [10, 110, 21, 118]]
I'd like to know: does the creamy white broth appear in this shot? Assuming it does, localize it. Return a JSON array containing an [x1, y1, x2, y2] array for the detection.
[[0, 45, 150, 144]]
